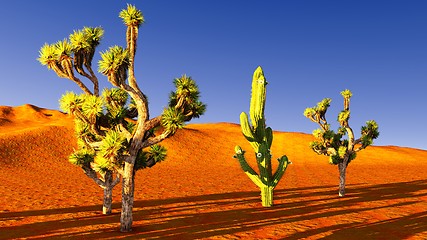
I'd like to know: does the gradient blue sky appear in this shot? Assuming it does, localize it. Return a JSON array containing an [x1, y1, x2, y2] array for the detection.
[[0, 1, 426, 149]]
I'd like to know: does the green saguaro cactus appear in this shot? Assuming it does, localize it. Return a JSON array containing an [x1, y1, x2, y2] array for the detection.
[[234, 66, 290, 207]]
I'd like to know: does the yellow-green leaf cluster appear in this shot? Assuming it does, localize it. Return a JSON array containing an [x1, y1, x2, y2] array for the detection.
[[119, 4, 144, 27], [99, 130, 127, 158], [98, 46, 129, 86], [59, 92, 82, 113]]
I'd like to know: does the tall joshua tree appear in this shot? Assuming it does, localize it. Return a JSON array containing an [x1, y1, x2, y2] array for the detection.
[[304, 90, 379, 197], [38, 4, 205, 232], [234, 66, 290, 207]]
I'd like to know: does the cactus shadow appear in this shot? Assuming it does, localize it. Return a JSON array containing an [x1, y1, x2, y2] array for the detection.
[[1, 180, 426, 239], [130, 179, 427, 239]]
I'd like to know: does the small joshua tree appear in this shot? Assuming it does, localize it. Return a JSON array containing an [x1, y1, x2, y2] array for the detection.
[[304, 89, 379, 197], [234, 66, 290, 207], [38, 27, 120, 215], [38, 4, 205, 232]]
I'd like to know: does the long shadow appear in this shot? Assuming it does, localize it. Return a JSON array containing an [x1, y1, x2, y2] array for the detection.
[[0, 180, 426, 239], [279, 211, 427, 240], [321, 211, 427, 240]]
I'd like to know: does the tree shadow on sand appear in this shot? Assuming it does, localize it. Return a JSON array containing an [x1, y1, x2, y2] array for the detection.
[[1, 180, 426, 239]]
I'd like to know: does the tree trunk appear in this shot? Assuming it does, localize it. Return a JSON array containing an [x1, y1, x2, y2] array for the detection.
[[103, 171, 113, 215], [261, 186, 274, 207], [120, 162, 135, 232], [338, 162, 347, 197]]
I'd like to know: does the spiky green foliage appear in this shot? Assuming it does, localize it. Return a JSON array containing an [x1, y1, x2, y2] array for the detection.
[[59, 91, 82, 113], [341, 89, 352, 99], [161, 107, 185, 134], [59, 89, 132, 169], [75, 119, 91, 139], [304, 89, 379, 166], [59, 83, 191, 176], [81, 94, 104, 121], [38, 43, 59, 68], [39, 26, 103, 95], [103, 88, 129, 122], [93, 155, 114, 174], [70, 30, 90, 52], [360, 120, 380, 148], [168, 75, 206, 121], [54, 39, 73, 57], [160, 75, 206, 135], [69, 27, 103, 53], [234, 66, 290, 207], [83, 27, 104, 50], [104, 88, 128, 107], [134, 145, 167, 170], [69, 149, 94, 166], [98, 46, 129, 86], [149, 145, 167, 162], [99, 130, 127, 158], [119, 4, 144, 27], [69, 26, 104, 72]]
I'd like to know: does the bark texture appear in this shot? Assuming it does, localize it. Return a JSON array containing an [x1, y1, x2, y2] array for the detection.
[[103, 171, 113, 215], [338, 162, 347, 197], [120, 162, 135, 232]]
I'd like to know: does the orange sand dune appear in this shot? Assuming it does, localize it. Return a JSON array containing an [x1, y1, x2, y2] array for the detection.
[[0, 106, 426, 239], [0, 104, 73, 134]]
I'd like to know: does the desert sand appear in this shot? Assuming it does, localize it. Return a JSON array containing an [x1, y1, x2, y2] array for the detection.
[[0, 105, 426, 239]]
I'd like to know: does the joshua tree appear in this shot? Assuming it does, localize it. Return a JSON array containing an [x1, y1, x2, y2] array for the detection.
[[38, 4, 205, 232], [304, 89, 379, 197], [38, 27, 120, 215], [234, 66, 290, 207]]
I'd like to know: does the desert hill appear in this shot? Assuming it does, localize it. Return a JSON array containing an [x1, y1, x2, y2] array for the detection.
[[0, 105, 426, 239]]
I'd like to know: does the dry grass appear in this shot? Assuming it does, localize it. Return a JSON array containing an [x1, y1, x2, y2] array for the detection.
[[0, 105, 426, 239]]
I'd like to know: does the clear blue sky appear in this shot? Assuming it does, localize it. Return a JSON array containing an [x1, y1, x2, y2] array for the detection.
[[0, 1, 426, 150]]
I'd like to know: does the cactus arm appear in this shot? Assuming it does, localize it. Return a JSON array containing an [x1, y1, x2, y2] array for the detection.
[[234, 146, 263, 188], [240, 112, 260, 151], [272, 155, 289, 188], [240, 112, 256, 141], [265, 127, 273, 149]]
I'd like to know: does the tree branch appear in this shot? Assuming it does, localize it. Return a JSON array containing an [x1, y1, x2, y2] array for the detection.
[[82, 165, 106, 189], [74, 65, 100, 97], [85, 65, 100, 96], [112, 172, 121, 187], [70, 76, 93, 95], [143, 116, 162, 132], [117, 123, 132, 140], [51, 63, 69, 79], [85, 139, 102, 150], [345, 126, 355, 151], [114, 160, 125, 176], [140, 131, 170, 149], [354, 138, 362, 145]]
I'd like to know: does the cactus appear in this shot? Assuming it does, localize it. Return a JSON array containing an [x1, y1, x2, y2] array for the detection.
[[234, 66, 290, 207]]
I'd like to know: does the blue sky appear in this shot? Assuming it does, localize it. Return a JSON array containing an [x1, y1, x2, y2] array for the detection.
[[0, 1, 426, 150]]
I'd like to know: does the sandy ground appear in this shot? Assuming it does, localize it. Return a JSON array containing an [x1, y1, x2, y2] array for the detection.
[[0, 105, 426, 239]]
